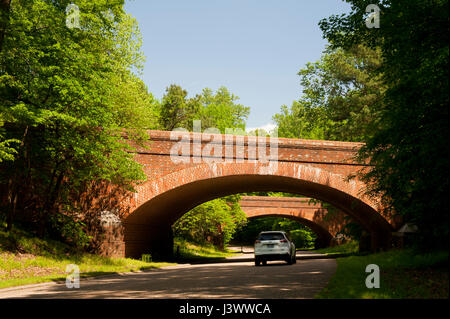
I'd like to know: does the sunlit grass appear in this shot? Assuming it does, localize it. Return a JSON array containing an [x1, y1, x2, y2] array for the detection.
[[316, 248, 448, 299], [314, 241, 359, 255], [0, 227, 174, 289], [173, 238, 238, 260]]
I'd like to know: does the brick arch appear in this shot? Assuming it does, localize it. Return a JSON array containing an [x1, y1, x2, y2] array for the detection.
[[246, 214, 333, 249], [240, 196, 349, 248], [123, 162, 392, 258], [129, 161, 379, 212]]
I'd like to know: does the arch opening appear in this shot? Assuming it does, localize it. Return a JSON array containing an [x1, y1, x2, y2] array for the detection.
[[239, 215, 331, 249], [123, 171, 393, 259]]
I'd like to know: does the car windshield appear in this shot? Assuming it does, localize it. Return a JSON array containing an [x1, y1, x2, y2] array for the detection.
[[258, 233, 285, 241]]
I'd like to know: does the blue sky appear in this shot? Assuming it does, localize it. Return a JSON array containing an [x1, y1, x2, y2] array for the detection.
[[124, 0, 351, 130]]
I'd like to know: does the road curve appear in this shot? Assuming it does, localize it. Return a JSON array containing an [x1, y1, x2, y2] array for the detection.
[[0, 259, 336, 299]]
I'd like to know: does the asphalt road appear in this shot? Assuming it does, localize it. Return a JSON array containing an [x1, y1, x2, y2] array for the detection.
[[0, 258, 336, 299]]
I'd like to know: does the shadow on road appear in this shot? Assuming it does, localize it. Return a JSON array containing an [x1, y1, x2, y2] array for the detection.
[[0, 259, 337, 299]]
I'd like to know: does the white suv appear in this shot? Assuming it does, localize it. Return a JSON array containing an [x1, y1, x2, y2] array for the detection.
[[254, 231, 296, 266]]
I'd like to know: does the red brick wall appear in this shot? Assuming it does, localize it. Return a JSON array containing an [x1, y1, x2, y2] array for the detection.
[[126, 130, 377, 213], [108, 130, 394, 258], [240, 196, 347, 238]]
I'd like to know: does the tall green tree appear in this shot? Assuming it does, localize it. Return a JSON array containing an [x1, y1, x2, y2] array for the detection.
[[165, 86, 250, 248], [0, 1, 157, 243], [233, 216, 317, 249], [0, 0, 11, 53], [320, 0, 449, 250], [273, 45, 385, 141], [158, 85, 250, 133], [199, 86, 249, 133], [273, 100, 328, 140], [158, 84, 200, 131]]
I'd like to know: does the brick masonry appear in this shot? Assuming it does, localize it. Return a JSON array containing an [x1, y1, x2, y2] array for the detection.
[[240, 196, 348, 247], [105, 130, 395, 258]]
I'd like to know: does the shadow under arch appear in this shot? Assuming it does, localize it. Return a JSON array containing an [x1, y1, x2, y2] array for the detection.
[[123, 162, 393, 258], [246, 214, 333, 249]]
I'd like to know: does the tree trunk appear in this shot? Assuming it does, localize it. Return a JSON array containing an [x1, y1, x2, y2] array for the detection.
[[39, 169, 65, 238], [5, 189, 16, 231], [6, 125, 29, 232]]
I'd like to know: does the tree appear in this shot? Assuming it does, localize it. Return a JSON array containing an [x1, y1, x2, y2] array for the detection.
[[0, 0, 11, 53], [320, 0, 449, 250], [233, 216, 317, 248], [158, 85, 250, 133], [199, 87, 249, 133], [172, 195, 247, 249], [161, 85, 250, 249], [0, 0, 157, 245], [273, 101, 328, 140], [158, 84, 200, 131], [109, 71, 159, 131], [273, 45, 385, 141]]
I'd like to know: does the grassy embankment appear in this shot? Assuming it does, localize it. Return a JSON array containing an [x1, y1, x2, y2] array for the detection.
[[0, 226, 174, 289], [314, 241, 360, 255], [173, 238, 238, 262], [316, 247, 448, 299]]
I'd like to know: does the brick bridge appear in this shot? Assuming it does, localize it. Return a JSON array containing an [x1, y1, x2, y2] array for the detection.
[[103, 130, 396, 258], [239, 196, 348, 248]]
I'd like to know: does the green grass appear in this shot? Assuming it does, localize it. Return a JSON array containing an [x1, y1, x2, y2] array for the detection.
[[173, 238, 238, 261], [316, 248, 449, 299], [314, 241, 359, 255], [0, 227, 174, 289]]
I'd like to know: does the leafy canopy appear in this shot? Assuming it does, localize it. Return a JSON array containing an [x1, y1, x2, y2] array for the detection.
[[319, 0, 449, 250], [273, 44, 384, 142], [0, 0, 158, 245]]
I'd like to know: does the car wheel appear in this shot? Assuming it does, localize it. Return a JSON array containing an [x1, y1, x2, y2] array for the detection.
[[286, 255, 293, 265]]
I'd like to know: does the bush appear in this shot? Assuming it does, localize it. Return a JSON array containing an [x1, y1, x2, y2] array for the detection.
[[290, 229, 315, 249], [47, 213, 91, 249], [173, 195, 246, 249]]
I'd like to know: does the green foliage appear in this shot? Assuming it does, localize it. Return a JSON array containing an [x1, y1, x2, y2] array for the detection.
[[320, 0, 449, 250], [0, 113, 18, 161], [273, 45, 384, 142], [339, 216, 363, 241], [47, 213, 91, 248], [161, 85, 251, 249], [158, 84, 200, 131], [243, 192, 305, 198], [315, 240, 359, 255], [0, 221, 81, 257], [173, 195, 247, 249], [0, 225, 173, 289], [290, 229, 315, 249], [0, 137, 18, 162], [273, 101, 328, 140], [0, 0, 158, 243], [233, 216, 317, 248], [198, 87, 249, 133], [173, 238, 237, 261], [317, 249, 448, 299], [158, 85, 250, 133]]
